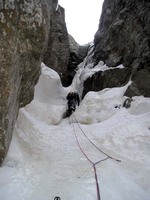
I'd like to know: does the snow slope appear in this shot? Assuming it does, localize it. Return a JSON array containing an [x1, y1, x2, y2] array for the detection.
[[0, 63, 150, 200]]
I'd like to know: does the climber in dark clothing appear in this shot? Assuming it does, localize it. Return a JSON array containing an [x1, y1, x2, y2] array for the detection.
[[66, 91, 80, 117]]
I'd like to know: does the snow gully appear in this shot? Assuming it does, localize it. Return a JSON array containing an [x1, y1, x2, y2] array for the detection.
[[71, 114, 121, 200]]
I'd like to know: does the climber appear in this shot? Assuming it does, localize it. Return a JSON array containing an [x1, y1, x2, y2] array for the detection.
[[66, 91, 80, 117], [123, 97, 133, 108]]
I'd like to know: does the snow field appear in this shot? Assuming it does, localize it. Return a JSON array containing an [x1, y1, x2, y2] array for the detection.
[[0, 63, 150, 200]]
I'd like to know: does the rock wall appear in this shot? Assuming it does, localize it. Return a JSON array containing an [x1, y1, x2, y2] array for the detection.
[[83, 0, 150, 97], [43, 8, 89, 87], [82, 67, 131, 98], [43, 4, 70, 86], [43, 6, 89, 87], [68, 35, 89, 85], [0, 0, 55, 165]]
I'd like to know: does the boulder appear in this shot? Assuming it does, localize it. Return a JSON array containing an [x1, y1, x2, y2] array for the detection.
[[124, 69, 150, 97], [82, 67, 131, 98], [0, 0, 54, 165]]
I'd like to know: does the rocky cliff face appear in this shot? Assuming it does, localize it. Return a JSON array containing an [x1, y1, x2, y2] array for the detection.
[[43, 10, 89, 87], [83, 0, 150, 97], [82, 67, 131, 98], [68, 35, 89, 85], [0, 0, 56, 165], [43, 4, 70, 86]]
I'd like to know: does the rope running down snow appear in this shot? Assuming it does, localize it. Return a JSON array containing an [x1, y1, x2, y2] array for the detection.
[[73, 114, 121, 162], [71, 118, 101, 200], [71, 113, 121, 200]]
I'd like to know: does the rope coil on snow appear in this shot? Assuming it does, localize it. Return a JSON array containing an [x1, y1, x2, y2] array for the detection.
[[71, 113, 121, 200]]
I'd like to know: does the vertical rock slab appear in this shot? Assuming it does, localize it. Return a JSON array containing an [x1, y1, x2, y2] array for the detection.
[[124, 69, 150, 97], [94, 0, 150, 70], [82, 67, 131, 98], [43, 4, 70, 86], [68, 34, 89, 85], [0, 0, 54, 165], [83, 0, 150, 97]]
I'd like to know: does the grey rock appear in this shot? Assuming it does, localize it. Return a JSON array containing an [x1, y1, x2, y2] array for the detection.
[[124, 69, 150, 97], [94, 0, 150, 70], [43, 4, 70, 86], [86, 0, 150, 97], [82, 67, 131, 98], [68, 35, 89, 85], [69, 34, 89, 58], [0, 0, 54, 165], [69, 34, 79, 52]]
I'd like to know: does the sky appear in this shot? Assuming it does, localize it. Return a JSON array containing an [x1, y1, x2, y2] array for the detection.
[[59, 0, 104, 45]]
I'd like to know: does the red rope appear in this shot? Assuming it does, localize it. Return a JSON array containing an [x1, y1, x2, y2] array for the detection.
[[73, 114, 121, 162], [72, 122, 101, 200], [71, 113, 121, 200], [93, 164, 101, 200]]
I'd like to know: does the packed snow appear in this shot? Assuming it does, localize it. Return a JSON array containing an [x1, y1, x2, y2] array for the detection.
[[0, 63, 150, 200]]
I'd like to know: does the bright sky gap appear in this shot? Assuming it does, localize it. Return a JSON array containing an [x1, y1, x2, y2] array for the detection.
[[59, 0, 104, 45]]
